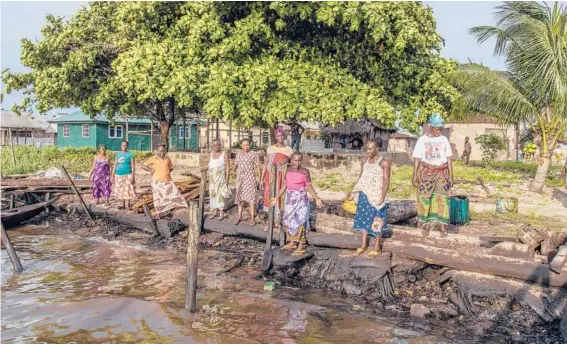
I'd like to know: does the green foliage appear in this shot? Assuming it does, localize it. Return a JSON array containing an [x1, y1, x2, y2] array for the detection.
[[475, 134, 506, 163], [1, 146, 153, 175], [2, 2, 457, 135]]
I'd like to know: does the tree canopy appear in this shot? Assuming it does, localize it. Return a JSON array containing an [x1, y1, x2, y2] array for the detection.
[[3, 1, 458, 139]]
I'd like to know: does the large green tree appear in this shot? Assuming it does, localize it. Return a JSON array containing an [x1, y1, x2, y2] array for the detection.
[[3, 2, 458, 144], [452, 2, 567, 192]]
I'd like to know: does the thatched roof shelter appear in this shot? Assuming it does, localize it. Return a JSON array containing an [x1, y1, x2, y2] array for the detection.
[[321, 118, 395, 136], [321, 118, 396, 151]]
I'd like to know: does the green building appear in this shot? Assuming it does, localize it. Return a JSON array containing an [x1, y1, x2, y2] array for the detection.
[[50, 111, 199, 151]]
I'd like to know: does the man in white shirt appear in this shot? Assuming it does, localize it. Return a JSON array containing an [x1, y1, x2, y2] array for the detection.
[[412, 113, 454, 237]]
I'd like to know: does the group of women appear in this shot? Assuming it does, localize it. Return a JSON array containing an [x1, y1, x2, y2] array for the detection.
[[88, 141, 136, 209], [88, 141, 188, 218], [209, 113, 454, 256]]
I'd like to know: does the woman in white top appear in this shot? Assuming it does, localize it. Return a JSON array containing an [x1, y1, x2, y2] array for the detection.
[[208, 139, 230, 221], [412, 113, 454, 237], [346, 140, 391, 258]]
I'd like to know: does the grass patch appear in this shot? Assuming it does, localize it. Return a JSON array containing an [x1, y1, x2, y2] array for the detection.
[[1, 146, 154, 175]]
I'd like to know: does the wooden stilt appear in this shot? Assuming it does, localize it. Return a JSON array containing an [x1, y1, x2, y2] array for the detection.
[[9, 194, 15, 209], [1, 221, 23, 272], [198, 169, 206, 233], [45, 192, 51, 214], [261, 165, 277, 271], [61, 165, 93, 220], [185, 200, 200, 312]]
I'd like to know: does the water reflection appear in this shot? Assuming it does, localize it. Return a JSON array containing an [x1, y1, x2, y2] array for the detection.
[[2, 226, 466, 343]]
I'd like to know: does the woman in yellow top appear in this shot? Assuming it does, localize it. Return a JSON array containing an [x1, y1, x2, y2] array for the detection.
[[142, 144, 188, 219]]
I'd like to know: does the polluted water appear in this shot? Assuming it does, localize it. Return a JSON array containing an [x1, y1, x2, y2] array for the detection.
[[1, 225, 495, 343]]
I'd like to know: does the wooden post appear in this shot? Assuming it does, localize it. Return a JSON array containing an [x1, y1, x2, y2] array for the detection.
[[279, 163, 287, 247], [228, 121, 232, 149], [61, 165, 93, 220], [206, 119, 210, 149], [143, 204, 160, 236], [150, 120, 154, 152], [45, 192, 51, 214], [261, 165, 277, 271], [9, 129, 16, 167], [183, 116, 187, 150], [1, 221, 23, 272], [198, 169, 206, 233], [185, 200, 200, 312], [9, 194, 15, 209]]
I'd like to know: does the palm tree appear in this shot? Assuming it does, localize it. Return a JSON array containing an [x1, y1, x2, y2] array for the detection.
[[452, 1, 567, 192]]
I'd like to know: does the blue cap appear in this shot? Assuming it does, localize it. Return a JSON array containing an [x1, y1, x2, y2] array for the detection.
[[428, 113, 445, 127]]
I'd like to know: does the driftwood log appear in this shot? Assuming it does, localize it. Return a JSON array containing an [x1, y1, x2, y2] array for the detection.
[[201, 217, 567, 288], [313, 212, 535, 261]]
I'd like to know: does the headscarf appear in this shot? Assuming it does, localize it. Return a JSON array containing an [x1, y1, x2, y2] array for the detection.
[[275, 127, 285, 137], [428, 113, 445, 128]]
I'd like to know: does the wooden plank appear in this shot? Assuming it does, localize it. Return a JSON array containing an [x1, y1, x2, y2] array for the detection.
[[262, 165, 277, 272], [550, 246, 567, 274], [143, 204, 160, 237], [1, 221, 23, 272], [185, 200, 199, 312], [61, 165, 93, 221]]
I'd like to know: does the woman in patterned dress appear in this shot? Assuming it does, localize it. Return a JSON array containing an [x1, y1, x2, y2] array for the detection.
[[233, 139, 261, 226], [111, 141, 137, 210], [262, 127, 293, 230], [346, 140, 391, 258], [208, 139, 230, 221], [88, 144, 112, 206], [270, 152, 322, 255]]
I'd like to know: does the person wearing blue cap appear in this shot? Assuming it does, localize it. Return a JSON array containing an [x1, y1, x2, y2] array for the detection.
[[411, 113, 454, 237]]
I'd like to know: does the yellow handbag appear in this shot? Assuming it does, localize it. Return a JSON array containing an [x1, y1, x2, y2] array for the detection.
[[342, 199, 357, 215]]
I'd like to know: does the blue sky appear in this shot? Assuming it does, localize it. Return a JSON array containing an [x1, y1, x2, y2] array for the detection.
[[1, 1, 508, 116]]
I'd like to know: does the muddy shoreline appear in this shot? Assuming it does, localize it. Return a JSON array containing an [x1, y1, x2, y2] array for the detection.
[[11, 209, 564, 344]]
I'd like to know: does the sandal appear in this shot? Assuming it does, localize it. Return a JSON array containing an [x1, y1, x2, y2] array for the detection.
[[292, 248, 307, 256], [233, 218, 242, 225], [353, 247, 366, 256], [209, 212, 217, 219], [249, 220, 256, 226], [282, 243, 297, 250], [218, 213, 225, 221], [367, 250, 382, 258]]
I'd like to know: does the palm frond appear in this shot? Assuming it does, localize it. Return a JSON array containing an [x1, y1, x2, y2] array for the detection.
[[452, 63, 537, 125]]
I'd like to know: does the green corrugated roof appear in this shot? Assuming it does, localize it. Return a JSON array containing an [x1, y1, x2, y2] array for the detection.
[[49, 111, 152, 125]]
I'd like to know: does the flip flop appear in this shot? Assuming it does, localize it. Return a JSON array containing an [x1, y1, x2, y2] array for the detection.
[[282, 243, 297, 250], [218, 213, 225, 221], [292, 248, 307, 255], [353, 247, 366, 256], [367, 250, 382, 258], [233, 218, 242, 225]]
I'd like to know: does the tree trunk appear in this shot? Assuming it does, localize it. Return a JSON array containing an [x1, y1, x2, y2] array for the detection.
[[158, 121, 171, 150], [269, 126, 276, 145], [530, 155, 550, 192]]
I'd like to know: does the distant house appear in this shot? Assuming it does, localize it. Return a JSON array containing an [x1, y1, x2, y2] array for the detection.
[[441, 115, 518, 161], [388, 132, 418, 154], [49, 111, 199, 151], [0, 110, 57, 146]]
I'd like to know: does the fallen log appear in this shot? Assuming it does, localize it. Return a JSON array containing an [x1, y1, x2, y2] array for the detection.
[[201, 217, 567, 287], [445, 270, 566, 321], [517, 225, 543, 247], [313, 212, 534, 260], [313, 199, 416, 224], [550, 246, 567, 274]]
